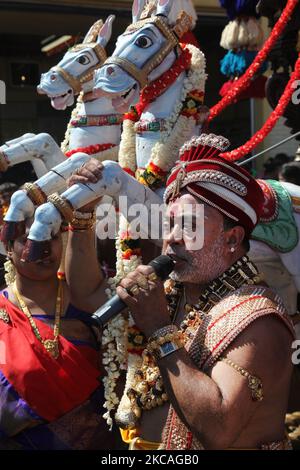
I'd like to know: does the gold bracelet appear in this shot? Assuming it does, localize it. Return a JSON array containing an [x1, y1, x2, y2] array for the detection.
[[69, 210, 96, 231], [69, 222, 95, 231], [148, 324, 179, 343], [48, 193, 74, 222], [24, 183, 47, 206], [73, 210, 95, 220], [147, 325, 184, 361]]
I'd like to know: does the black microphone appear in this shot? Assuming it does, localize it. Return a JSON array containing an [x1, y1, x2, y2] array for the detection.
[[90, 255, 175, 328]]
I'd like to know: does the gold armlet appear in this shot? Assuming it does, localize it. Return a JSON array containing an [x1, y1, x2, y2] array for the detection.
[[220, 357, 264, 402]]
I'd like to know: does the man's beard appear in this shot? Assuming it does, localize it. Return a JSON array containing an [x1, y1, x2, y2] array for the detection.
[[170, 233, 228, 285]]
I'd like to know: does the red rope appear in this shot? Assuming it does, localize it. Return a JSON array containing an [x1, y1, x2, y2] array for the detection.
[[220, 54, 300, 161], [124, 45, 192, 121], [208, 0, 299, 123]]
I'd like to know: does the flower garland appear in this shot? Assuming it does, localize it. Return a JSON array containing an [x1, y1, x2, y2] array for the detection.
[[101, 43, 207, 427], [119, 43, 207, 189], [101, 214, 143, 427], [220, 53, 300, 161], [208, 0, 300, 123]]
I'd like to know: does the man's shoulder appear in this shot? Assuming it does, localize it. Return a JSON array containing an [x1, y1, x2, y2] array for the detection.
[[211, 284, 292, 326], [196, 284, 295, 370]]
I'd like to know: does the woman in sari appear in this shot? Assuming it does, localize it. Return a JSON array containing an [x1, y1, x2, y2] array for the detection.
[[0, 220, 121, 450]]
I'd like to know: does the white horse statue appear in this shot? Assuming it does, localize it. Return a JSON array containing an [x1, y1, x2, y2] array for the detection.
[[1, 15, 123, 244], [9, 1, 300, 331], [19, 0, 207, 259], [0, 16, 120, 180]]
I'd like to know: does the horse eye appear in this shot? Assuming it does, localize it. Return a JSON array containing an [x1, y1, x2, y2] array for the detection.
[[134, 36, 153, 48], [77, 55, 90, 65]]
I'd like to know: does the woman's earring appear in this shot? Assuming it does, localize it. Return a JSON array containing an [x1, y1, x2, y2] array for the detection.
[[4, 258, 16, 286], [230, 247, 235, 253]]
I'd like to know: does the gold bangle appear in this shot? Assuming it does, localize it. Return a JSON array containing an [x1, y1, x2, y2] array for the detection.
[[69, 211, 96, 231], [147, 332, 183, 352], [147, 325, 184, 358], [148, 325, 179, 343], [48, 193, 74, 222], [70, 216, 96, 226], [73, 210, 95, 220], [24, 183, 47, 206]]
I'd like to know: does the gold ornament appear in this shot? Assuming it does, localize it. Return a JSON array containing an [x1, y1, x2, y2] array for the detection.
[[12, 280, 63, 359], [0, 308, 10, 323]]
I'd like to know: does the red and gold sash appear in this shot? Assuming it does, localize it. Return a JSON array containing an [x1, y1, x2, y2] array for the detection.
[[0, 295, 100, 422], [162, 286, 295, 450]]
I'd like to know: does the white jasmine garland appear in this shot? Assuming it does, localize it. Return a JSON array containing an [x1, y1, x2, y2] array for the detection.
[[101, 45, 207, 428], [101, 215, 142, 427], [118, 120, 137, 173], [115, 351, 143, 428]]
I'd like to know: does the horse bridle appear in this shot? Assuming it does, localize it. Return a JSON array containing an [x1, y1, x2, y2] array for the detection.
[[51, 43, 107, 95], [102, 16, 180, 90]]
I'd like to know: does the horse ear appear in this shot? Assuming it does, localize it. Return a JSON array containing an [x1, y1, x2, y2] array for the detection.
[[83, 19, 103, 44], [156, 0, 173, 18], [132, 0, 146, 22], [97, 15, 115, 47]]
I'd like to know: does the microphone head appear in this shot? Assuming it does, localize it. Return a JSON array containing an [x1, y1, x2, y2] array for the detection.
[[149, 255, 175, 281]]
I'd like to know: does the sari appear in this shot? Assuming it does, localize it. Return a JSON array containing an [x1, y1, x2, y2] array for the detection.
[[0, 292, 121, 450]]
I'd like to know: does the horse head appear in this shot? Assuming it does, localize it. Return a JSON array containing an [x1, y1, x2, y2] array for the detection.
[[93, 0, 193, 113], [37, 15, 115, 110]]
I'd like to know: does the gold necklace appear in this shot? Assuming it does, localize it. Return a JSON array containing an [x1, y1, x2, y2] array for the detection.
[[12, 280, 63, 359]]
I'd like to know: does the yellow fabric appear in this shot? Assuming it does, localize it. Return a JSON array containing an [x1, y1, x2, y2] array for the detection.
[[120, 428, 160, 450]]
